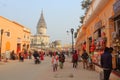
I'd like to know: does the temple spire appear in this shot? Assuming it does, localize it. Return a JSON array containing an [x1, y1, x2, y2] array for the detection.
[[37, 10, 47, 34]]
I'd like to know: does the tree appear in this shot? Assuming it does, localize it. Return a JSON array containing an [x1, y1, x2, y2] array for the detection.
[[81, 0, 92, 11], [80, 15, 85, 24], [80, 0, 92, 24], [74, 32, 77, 38]]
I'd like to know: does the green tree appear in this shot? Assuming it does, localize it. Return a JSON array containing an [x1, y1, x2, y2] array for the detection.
[[80, 0, 92, 24], [81, 0, 92, 11], [80, 15, 85, 24]]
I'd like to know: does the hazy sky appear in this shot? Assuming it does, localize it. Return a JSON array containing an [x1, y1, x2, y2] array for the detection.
[[0, 0, 84, 45]]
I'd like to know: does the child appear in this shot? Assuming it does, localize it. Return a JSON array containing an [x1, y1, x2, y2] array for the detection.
[[52, 52, 58, 72]]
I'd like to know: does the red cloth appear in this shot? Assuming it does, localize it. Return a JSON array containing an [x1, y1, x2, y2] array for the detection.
[[40, 54, 44, 60], [82, 44, 86, 50], [72, 53, 78, 61], [90, 47, 95, 52]]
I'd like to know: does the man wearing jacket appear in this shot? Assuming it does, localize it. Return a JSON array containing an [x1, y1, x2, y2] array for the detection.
[[101, 47, 113, 80]]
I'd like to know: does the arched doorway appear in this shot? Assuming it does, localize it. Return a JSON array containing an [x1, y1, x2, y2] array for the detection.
[[17, 43, 21, 54], [5, 41, 10, 59], [5, 41, 10, 50]]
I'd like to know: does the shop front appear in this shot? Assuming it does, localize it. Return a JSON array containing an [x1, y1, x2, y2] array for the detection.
[[113, 0, 120, 72], [92, 20, 107, 65]]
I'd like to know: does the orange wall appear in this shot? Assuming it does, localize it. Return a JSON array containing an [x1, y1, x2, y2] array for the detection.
[[0, 16, 31, 55], [76, 0, 116, 52]]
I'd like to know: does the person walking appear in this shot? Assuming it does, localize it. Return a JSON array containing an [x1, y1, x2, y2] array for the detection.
[[10, 50, 15, 60], [33, 50, 40, 64], [40, 51, 44, 61], [28, 50, 32, 59], [72, 50, 78, 68], [101, 47, 113, 80], [81, 50, 89, 69], [52, 52, 58, 72], [19, 50, 24, 62], [58, 51, 65, 69]]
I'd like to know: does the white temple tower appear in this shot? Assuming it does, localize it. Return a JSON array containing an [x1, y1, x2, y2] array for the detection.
[[31, 11, 50, 49]]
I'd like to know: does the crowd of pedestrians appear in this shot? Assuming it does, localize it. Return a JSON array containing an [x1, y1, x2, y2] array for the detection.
[[51, 51, 66, 72], [49, 46, 116, 80], [1, 46, 118, 80]]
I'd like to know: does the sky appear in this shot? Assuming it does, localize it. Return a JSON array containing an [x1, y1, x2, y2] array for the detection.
[[0, 0, 85, 45]]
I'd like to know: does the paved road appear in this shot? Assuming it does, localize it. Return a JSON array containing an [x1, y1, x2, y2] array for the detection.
[[0, 56, 99, 80]]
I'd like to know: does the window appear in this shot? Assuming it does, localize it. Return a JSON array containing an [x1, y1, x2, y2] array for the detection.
[[24, 35, 26, 38], [6, 32, 10, 37]]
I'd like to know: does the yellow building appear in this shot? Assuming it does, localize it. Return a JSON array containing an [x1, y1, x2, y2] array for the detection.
[[75, 0, 120, 79], [0, 16, 31, 58], [76, 0, 117, 55]]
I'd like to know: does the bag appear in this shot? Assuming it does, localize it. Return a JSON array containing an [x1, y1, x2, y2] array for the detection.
[[99, 70, 104, 80]]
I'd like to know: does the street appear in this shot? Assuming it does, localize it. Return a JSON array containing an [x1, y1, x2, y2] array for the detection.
[[0, 56, 99, 80]]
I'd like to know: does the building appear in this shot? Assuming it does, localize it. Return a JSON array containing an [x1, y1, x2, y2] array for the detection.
[[0, 16, 31, 58], [76, 0, 116, 63], [113, 0, 120, 52], [75, 0, 120, 79], [48, 40, 62, 51], [30, 11, 50, 50]]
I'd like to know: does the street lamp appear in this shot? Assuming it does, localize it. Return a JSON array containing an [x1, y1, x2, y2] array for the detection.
[[0, 29, 4, 61], [71, 28, 74, 53]]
